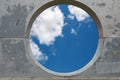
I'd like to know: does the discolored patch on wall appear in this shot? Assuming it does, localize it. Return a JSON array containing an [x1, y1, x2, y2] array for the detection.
[[96, 3, 106, 7], [0, 39, 31, 76], [0, 4, 28, 37], [105, 15, 112, 19], [115, 23, 120, 28], [104, 38, 120, 62], [29, 3, 35, 11], [112, 23, 120, 36]]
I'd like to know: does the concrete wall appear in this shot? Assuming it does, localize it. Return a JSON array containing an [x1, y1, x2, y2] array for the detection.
[[0, 0, 120, 78]]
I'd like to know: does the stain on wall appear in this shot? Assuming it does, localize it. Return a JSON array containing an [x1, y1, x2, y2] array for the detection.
[[105, 15, 112, 19], [104, 38, 120, 62], [97, 3, 106, 7], [0, 4, 28, 37]]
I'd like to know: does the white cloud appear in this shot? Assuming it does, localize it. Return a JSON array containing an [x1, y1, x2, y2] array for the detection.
[[30, 6, 64, 46], [30, 40, 48, 61], [68, 5, 89, 21], [71, 28, 77, 35], [68, 15, 74, 20], [50, 47, 56, 56]]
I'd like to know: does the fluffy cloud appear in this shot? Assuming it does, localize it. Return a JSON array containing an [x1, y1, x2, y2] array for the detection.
[[30, 40, 48, 61], [68, 5, 89, 21], [30, 6, 64, 46]]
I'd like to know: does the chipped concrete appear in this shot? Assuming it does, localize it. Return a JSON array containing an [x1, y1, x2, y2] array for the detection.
[[0, 0, 120, 79]]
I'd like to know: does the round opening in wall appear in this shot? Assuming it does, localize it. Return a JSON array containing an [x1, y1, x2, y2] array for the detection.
[[29, 3, 100, 76]]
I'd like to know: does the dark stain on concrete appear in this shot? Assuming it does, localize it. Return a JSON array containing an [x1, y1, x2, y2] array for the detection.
[[97, 3, 106, 7], [0, 4, 28, 37], [105, 15, 112, 19], [112, 29, 118, 34], [29, 3, 35, 11], [104, 38, 120, 62], [115, 23, 120, 28], [16, 19, 20, 26], [112, 23, 120, 35]]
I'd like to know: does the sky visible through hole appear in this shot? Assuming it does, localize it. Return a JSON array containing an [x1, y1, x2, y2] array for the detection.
[[29, 4, 99, 73]]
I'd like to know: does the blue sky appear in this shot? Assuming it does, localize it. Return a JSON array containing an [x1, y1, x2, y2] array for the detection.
[[29, 4, 99, 73]]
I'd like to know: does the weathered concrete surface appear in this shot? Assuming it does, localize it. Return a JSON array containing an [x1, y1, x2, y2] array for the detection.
[[0, 0, 52, 37], [0, 0, 120, 78], [0, 38, 55, 78], [0, 0, 120, 37], [96, 38, 120, 76], [76, 0, 120, 37]]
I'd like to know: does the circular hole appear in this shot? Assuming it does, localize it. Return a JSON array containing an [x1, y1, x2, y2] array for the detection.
[[29, 3, 100, 76]]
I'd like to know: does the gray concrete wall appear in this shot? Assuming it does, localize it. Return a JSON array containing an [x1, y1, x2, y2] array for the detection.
[[0, 0, 120, 78]]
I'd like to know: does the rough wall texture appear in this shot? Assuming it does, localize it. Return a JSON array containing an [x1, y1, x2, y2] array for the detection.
[[0, 0, 120, 78]]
